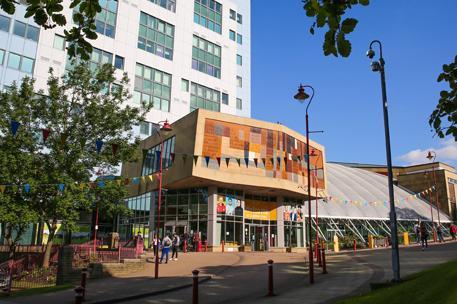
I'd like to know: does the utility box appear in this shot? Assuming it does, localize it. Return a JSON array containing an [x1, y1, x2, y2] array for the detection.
[[403, 232, 409, 246], [368, 235, 374, 249]]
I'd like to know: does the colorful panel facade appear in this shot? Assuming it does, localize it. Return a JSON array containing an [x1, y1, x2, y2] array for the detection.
[[202, 119, 325, 188]]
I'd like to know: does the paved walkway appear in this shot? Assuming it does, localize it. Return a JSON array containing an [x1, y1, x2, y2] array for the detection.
[[2, 241, 456, 304]]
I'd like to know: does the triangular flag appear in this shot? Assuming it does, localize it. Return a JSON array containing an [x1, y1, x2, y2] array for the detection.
[[216, 157, 221, 167], [42, 129, 51, 142], [236, 158, 241, 166], [132, 177, 140, 185], [277, 157, 281, 165], [10, 120, 20, 136], [80, 183, 86, 190], [0, 185, 6, 193], [112, 143, 119, 156], [270, 158, 275, 166], [141, 176, 146, 184], [98, 181, 105, 188], [182, 154, 188, 162], [58, 183, 65, 192], [244, 158, 249, 168], [170, 153, 175, 163], [204, 156, 210, 167], [225, 157, 230, 167], [297, 156, 301, 162], [96, 139, 104, 154], [147, 175, 153, 182], [261, 158, 266, 166], [24, 184, 31, 193], [116, 180, 122, 186], [124, 178, 130, 185], [193, 155, 199, 165], [254, 158, 258, 167]]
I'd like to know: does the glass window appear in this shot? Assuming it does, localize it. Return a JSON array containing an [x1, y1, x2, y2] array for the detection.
[[0, 15, 10, 32], [190, 82, 221, 112], [194, 0, 222, 34], [0, 49, 4, 65], [181, 79, 189, 92], [53, 34, 65, 50], [138, 11, 174, 60], [237, 33, 242, 45], [236, 98, 242, 110], [20, 56, 34, 73], [236, 76, 242, 88], [229, 9, 236, 20], [114, 55, 124, 69], [13, 21, 26, 37], [7, 53, 21, 69], [140, 121, 150, 135], [237, 13, 242, 24], [93, 0, 118, 38], [26, 25, 39, 41], [229, 30, 235, 41], [192, 35, 221, 79], [148, 0, 176, 12], [134, 62, 171, 112], [236, 54, 242, 66], [222, 93, 228, 105]]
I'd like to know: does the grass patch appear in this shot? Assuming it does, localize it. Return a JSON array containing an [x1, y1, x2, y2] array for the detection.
[[1, 284, 73, 298], [337, 259, 457, 304]]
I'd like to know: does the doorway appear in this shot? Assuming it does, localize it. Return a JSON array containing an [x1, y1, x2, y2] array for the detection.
[[246, 224, 269, 251]]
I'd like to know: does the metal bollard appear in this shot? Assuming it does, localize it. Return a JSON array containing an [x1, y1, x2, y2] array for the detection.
[[204, 240, 208, 252], [221, 240, 225, 253], [80, 268, 88, 300], [192, 270, 199, 304], [321, 247, 328, 274], [74, 286, 84, 304], [267, 260, 274, 296], [353, 240, 357, 253], [184, 239, 188, 253]]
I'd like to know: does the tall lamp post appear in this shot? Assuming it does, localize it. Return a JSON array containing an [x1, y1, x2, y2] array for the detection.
[[366, 40, 400, 282], [424, 171, 437, 242], [152, 120, 173, 279], [426, 151, 441, 231], [294, 84, 316, 284]]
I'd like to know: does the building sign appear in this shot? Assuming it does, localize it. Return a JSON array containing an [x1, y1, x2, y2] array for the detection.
[[217, 195, 243, 216], [244, 200, 277, 221], [283, 206, 304, 222]]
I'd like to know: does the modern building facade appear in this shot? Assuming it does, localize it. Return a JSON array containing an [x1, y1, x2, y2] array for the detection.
[[1, 0, 251, 136]]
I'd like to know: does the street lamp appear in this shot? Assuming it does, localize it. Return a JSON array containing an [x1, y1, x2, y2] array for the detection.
[[423, 171, 437, 242], [153, 120, 172, 279], [294, 84, 315, 284], [366, 40, 400, 282], [426, 151, 441, 236]]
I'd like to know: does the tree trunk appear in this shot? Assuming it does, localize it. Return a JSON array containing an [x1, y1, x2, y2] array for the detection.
[[42, 220, 57, 269], [4, 224, 16, 259]]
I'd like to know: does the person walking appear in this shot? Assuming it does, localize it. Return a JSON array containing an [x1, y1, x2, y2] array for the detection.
[[450, 224, 457, 240], [152, 234, 159, 257], [160, 234, 172, 264], [414, 222, 420, 244], [420, 222, 429, 250], [171, 233, 180, 261], [436, 225, 445, 243]]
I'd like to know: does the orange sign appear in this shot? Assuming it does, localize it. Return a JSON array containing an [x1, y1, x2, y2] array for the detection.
[[244, 200, 277, 221]]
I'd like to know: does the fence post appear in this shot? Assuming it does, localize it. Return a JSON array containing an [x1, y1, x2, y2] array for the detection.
[[267, 260, 274, 296], [204, 240, 208, 252], [353, 240, 357, 254], [321, 247, 328, 274], [192, 270, 199, 304], [74, 286, 84, 304], [221, 240, 225, 253], [118, 246, 121, 263], [80, 268, 88, 300], [184, 239, 187, 253], [6, 260, 13, 295]]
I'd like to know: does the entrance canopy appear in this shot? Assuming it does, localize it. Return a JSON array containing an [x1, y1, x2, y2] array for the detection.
[[312, 163, 450, 222]]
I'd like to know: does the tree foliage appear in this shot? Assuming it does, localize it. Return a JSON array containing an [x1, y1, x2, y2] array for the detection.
[[429, 56, 457, 141], [0, 62, 150, 265], [303, 0, 369, 57]]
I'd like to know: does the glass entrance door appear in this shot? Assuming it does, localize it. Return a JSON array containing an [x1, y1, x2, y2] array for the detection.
[[246, 224, 268, 251]]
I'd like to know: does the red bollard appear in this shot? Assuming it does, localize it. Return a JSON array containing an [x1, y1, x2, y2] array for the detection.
[[267, 260, 274, 296], [184, 239, 188, 253], [80, 268, 88, 300], [74, 286, 84, 304], [353, 240, 357, 253], [204, 240, 208, 252], [221, 240, 225, 253], [192, 270, 199, 304], [321, 247, 328, 274]]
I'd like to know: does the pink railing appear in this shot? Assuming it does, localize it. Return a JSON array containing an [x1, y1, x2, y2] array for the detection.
[[70, 245, 139, 267]]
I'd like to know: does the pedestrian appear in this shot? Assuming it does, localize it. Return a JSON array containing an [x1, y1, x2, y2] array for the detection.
[[160, 234, 172, 264], [171, 233, 180, 261], [414, 222, 420, 244], [263, 233, 269, 251], [450, 224, 457, 240], [420, 222, 428, 250], [436, 225, 445, 243], [152, 234, 159, 257]]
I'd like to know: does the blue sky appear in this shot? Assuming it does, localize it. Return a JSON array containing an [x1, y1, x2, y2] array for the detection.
[[251, 1, 457, 167]]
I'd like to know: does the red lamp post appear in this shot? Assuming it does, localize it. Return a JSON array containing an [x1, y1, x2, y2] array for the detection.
[[153, 120, 172, 279]]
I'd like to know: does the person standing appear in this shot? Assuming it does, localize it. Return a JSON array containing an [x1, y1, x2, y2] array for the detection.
[[414, 222, 420, 244], [450, 224, 457, 240], [420, 222, 429, 250], [160, 234, 172, 263], [436, 225, 445, 243], [171, 233, 180, 261], [152, 234, 159, 257]]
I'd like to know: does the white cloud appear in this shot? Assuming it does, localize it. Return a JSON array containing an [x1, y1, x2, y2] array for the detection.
[[397, 139, 457, 166]]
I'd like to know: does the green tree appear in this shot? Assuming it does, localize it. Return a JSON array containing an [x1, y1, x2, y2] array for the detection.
[[0, 62, 150, 267], [302, 0, 457, 141]]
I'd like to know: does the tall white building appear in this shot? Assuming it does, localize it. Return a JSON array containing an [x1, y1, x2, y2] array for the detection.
[[0, 0, 251, 135]]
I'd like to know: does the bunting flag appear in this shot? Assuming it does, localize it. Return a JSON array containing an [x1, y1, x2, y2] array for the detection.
[[124, 178, 130, 185], [10, 120, 20, 136], [216, 157, 221, 167], [261, 158, 266, 166], [141, 176, 146, 184], [112, 143, 119, 156], [97, 181, 105, 188], [24, 184, 31, 193], [193, 155, 199, 165], [0, 185, 5, 193], [42, 129, 51, 143], [277, 157, 281, 166], [244, 158, 249, 168], [204, 156, 210, 167], [58, 184, 65, 192], [170, 153, 175, 163], [254, 158, 258, 167], [284, 157, 288, 166], [182, 154, 188, 163], [147, 175, 154, 182], [80, 183, 86, 190], [236, 158, 241, 166], [270, 158, 274, 166], [96, 140, 104, 154], [225, 157, 230, 167], [132, 177, 140, 185]]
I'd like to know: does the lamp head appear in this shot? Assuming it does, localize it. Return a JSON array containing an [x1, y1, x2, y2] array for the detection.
[[366, 48, 375, 59], [293, 84, 310, 101], [161, 120, 173, 132], [426, 151, 434, 161]]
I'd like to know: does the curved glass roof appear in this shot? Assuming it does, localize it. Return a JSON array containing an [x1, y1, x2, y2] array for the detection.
[[312, 163, 450, 222]]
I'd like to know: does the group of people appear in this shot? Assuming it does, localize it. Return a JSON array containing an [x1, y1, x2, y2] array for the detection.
[[152, 233, 181, 264], [413, 222, 457, 250]]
